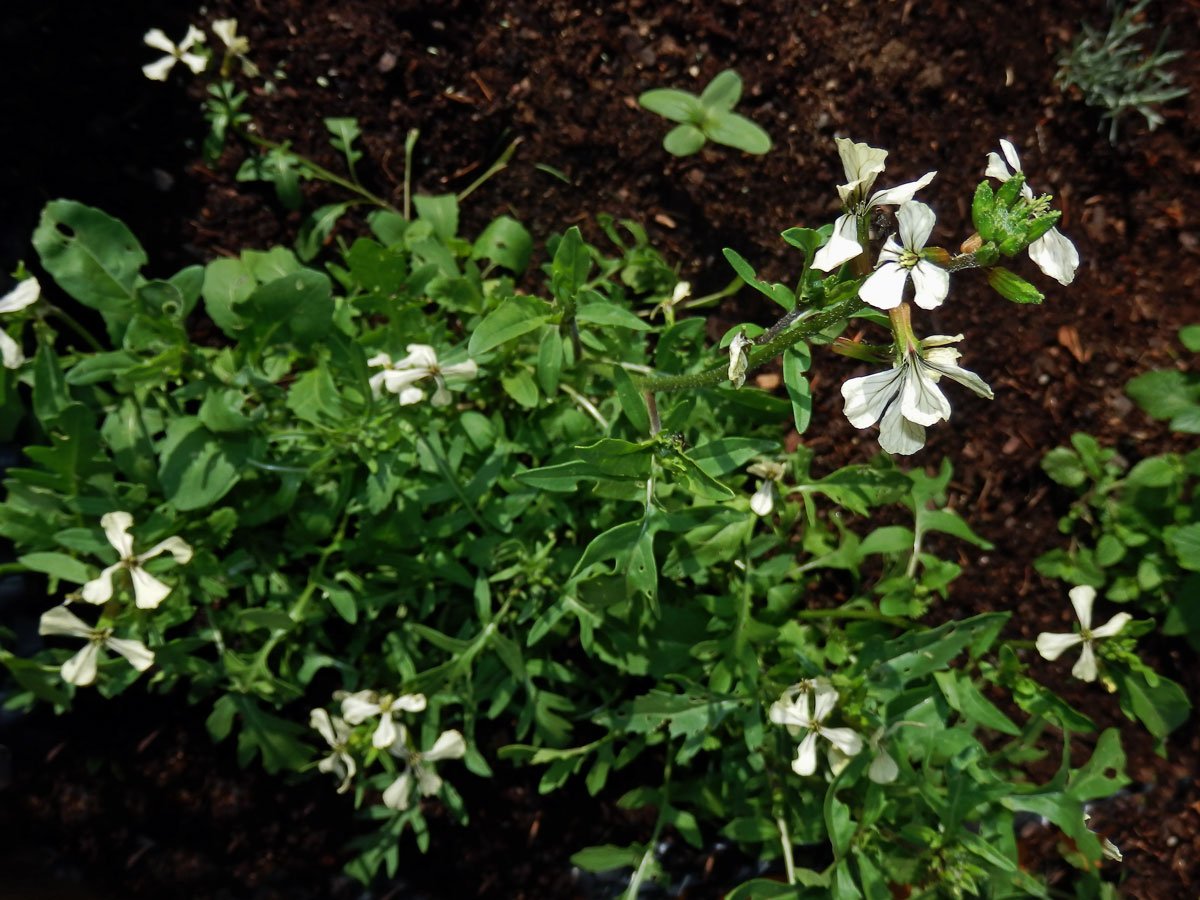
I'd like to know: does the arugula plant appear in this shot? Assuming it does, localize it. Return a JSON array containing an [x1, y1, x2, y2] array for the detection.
[[1037, 326, 1199, 744], [639, 69, 772, 157], [0, 26, 1186, 897]]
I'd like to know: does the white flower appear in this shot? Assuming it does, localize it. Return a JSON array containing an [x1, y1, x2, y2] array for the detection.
[[812, 138, 937, 272], [1035, 585, 1131, 682], [367, 345, 478, 406], [727, 329, 751, 389], [1084, 813, 1123, 862], [38, 605, 153, 686], [339, 689, 428, 748], [310, 708, 356, 793], [841, 334, 993, 456], [80, 512, 193, 609], [985, 139, 1079, 286], [382, 727, 466, 810], [746, 461, 786, 516], [859, 201, 949, 311], [212, 19, 259, 78], [142, 26, 207, 81], [0, 277, 40, 368], [769, 682, 862, 776]]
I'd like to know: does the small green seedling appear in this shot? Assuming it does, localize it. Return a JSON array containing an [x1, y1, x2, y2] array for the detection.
[[638, 69, 772, 156]]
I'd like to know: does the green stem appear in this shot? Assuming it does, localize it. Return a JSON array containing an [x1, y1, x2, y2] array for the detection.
[[793, 607, 917, 629], [46, 305, 104, 352], [403, 128, 419, 220], [622, 753, 673, 900], [635, 294, 865, 394], [416, 433, 492, 533], [732, 553, 753, 661], [457, 138, 523, 203], [777, 815, 796, 886], [239, 129, 400, 213]]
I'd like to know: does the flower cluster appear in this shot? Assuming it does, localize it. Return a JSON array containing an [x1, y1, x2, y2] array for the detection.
[[142, 19, 258, 81], [311, 690, 466, 810], [37, 512, 192, 686], [830, 138, 1078, 454], [0, 277, 39, 369], [368, 344, 478, 407]]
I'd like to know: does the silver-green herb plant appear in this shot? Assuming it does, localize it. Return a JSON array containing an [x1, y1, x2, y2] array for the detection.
[[639, 69, 772, 157], [0, 18, 1191, 900], [1056, 0, 1189, 142]]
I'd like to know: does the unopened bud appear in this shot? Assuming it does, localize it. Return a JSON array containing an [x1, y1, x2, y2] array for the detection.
[[959, 233, 983, 254]]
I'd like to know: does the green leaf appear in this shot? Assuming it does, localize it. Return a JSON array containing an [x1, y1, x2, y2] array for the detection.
[[1179, 324, 1200, 352], [704, 110, 772, 154], [413, 193, 459, 240], [157, 416, 244, 511], [199, 388, 251, 434], [1041, 446, 1087, 488], [468, 295, 552, 356], [569, 844, 638, 872], [722, 248, 793, 310], [224, 694, 311, 774], [612, 364, 649, 434], [245, 270, 335, 348], [295, 202, 350, 262], [1110, 665, 1190, 742], [536, 327, 563, 396], [201, 257, 255, 336], [32, 200, 144, 320], [687, 437, 779, 477], [574, 438, 654, 479], [720, 816, 778, 842], [858, 526, 914, 556], [1127, 369, 1199, 420], [323, 116, 363, 162], [933, 669, 1021, 735], [32, 344, 71, 426], [1067, 728, 1129, 801], [500, 369, 539, 408], [551, 226, 589, 302], [699, 70, 743, 111], [726, 879, 809, 899], [286, 362, 348, 425], [18, 551, 92, 584], [1165, 522, 1200, 570], [783, 346, 813, 434], [663, 124, 706, 156], [576, 297, 651, 331], [472, 215, 532, 273], [240, 609, 296, 632], [638, 88, 702, 123]]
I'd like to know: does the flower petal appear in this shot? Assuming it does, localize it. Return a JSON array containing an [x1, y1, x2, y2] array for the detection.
[[139, 535, 194, 565], [394, 693, 428, 712], [1035, 631, 1082, 661], [0, 330, 24, 369], [822, 726, 863, 757], [416, 765, 443, 796], [179, 25, 206, 52], [372, 714, 397, 749], [1071, 642, 1098, 682], [340, 692, 381, 724], [180, 52, 208, 75], [999, 139, 1022, 173], [38, 605, 93, 638], [397, 386, 425, 405], [1090, 612, 1132, 640], [984, 152, 1013, 183], [791, 731, 820, 776], [1028, 227, 1079, 286], [858, 261, 908, 310], [429, 379, 453, 407], [811, 214, 862, 272], [877, 398, 926, 456], [900, 361, 951, 427], [105, 636, 154, 671], [399, 345, 439, 369], [310, 708, 338, 747], [129, 567, 172, 609], [142, 28, 176, 53], [440, 360, 478, 380], [750, 480, 774, 516], [869, 749, 899, 784], [212, 19, 238, 46], [811, 684, 839, 723], [922, 350, 994, 400], [0, 278, 40, 314], [909, 259, 949, 310], [100, 512, 136, 558], [868, 171, 937, 209], [727, 331, 751, 388], [424, 729, 466, 762], [141, 56, 177, 81], [841, 367, 904, 429], [61, 641, 101, 686], [1068, 585, 1097, 630], [80, 564, 121, 605], [835, 138, 888, 188], [382, 768, 412, 810], [896, 201, 936, 251]]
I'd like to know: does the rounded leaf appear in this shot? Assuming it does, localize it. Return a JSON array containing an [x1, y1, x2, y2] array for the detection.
[[703, 111, 772, 154], [638, 89, 702, 124], [698, 70, 743, 111], [663, 124, 706, 157]]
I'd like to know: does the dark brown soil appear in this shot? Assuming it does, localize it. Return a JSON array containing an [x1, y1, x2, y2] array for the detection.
[[2, 0, 1199, 898]]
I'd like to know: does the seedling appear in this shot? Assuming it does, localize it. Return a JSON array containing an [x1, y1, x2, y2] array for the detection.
[[638, 69, 772, 156]]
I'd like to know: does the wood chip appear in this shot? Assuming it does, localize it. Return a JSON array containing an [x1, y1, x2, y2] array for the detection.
[[653, 212, 677, 228], [1057, 325, 1091, 363]]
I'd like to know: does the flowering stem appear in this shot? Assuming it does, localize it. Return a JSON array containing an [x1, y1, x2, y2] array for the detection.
[[634, 294, 865, 394], [777, 815, 797, 885], [622, 753, 672, 900]]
